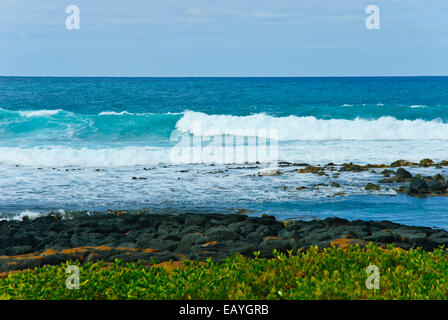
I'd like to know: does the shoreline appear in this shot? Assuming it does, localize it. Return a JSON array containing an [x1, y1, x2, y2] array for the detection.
[[1, 211, 448, 273]]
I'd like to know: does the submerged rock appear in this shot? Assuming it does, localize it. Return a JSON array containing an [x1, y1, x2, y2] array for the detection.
[[380, 169, 395, 176], [331, 182, 341, 188], [364, 183, 381, 191]]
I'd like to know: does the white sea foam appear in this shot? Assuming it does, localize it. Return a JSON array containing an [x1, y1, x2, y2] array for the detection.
[[98, 111, 136, 116], [0, 146, 170, 167], [176, 111, 448, 140], [18, 109, 63, 117], [1, 139, 448, 167], [6, 210, 43, 221], [410, 105, 427, 109], [97, 111, 183, 116]]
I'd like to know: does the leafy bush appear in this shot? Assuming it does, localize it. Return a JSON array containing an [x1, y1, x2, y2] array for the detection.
[[1, 244, 447, 300]]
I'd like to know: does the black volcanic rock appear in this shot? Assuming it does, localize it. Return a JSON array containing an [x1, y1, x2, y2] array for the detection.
[[1, 212, 448, 272]]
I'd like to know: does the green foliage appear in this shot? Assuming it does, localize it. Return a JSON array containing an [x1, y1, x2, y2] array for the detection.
[[1, 244, 447, 300]]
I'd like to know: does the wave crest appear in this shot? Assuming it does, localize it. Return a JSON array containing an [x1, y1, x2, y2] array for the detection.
[[176, 111, 448, 140]]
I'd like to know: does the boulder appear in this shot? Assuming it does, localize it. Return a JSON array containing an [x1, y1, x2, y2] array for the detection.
[[181, 232, 208, 245], [260, 238, 290, 257], [395, 168, 412, 179], [331, 182, 341, 188], [364, 183, 381, 191], [408, 178, 429, 195], [427, 180, 447, 193], [205, 226, 239, 241], [419, 158, 434, 167], [390, 160, 414, 167]]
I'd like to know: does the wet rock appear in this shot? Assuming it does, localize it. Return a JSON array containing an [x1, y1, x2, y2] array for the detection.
[[419, 158, 434, 167], [390, 160, 416, 167], [408, 178, 429, 195], [331, 182, 341, 188], [379, 168, 412, 183], [426, 180, 447, 193], [298, 166, 326, 175], [339, 163, 367, 172], [381, 169, 395, 175], [364, 183, 381, 191], [396, 168, 412, 179]]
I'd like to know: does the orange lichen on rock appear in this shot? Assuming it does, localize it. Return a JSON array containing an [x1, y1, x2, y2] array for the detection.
[[42, 249, 59, 256], [60, 247, 91, 254], [0, 246, 159, 262], [201, 241, 217, 247], [330, 238, 366, 248]]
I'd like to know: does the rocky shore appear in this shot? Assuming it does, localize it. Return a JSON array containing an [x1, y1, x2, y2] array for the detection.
[[1, 212, 448, 272], [282, 158, 448, 197]]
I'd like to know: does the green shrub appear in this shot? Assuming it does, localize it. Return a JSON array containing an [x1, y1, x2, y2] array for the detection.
[[1, 244, 447, 300]]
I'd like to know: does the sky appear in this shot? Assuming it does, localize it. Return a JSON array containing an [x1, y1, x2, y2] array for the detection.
[[0, 0, 447, 77]]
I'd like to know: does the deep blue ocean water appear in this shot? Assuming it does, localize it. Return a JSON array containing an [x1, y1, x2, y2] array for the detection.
[[1, 77, 448, 228]]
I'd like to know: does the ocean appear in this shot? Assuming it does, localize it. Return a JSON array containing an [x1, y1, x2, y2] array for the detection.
[[1, 76, 448, 229]]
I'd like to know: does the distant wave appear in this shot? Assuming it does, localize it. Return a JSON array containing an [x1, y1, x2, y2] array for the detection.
[[410, 105, 427, 109], [176, 111, 448, 140], [98, 111, 138, 116], [97, 111, 183, 116]]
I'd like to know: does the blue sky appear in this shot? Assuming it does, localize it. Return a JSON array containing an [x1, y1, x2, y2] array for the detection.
[[0, 0, 447, 76]]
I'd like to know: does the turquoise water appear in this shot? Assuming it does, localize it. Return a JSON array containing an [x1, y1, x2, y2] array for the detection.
[[0, 77, 447, 228]]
